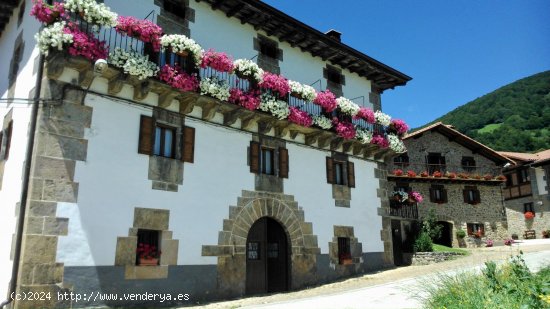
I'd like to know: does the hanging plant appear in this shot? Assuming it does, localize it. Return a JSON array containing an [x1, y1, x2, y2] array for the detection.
[[200, 49, 234, 73], [31, 0, 66, 24], [160, 34, 203, 67], [288, 107, 313, 127], [313, 90, 337, 112], [64, 0, 118, 27], [115, 16, 162, 52]]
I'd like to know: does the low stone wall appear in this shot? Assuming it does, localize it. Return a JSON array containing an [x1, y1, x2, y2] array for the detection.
[[412, 252, 464, 265]]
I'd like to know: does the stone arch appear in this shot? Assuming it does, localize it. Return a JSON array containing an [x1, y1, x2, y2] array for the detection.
[[202, 190, 320, 297]]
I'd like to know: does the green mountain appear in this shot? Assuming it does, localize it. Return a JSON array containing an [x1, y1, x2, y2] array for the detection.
[[427, 70, 550, 152]]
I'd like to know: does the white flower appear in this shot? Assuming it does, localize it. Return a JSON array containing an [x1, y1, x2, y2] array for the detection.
[[35, 21, 73, 56], [108, 48, 159, 80], [374, 110, 391, 126], [312, 115, 332, 129], [160, 34, 203, 67], [259, 94, 289, 120], [388, 134, 407, 153], [336, 97, 360, 116], [355, 128, 373, 144], [200, 77, 230, 101], [233, 59, 264, 83], [64, 0, 117, 27], [288, 80, 317, 102]]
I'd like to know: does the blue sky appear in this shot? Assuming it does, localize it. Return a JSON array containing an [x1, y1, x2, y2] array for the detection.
[[262, 0, 550, 128]]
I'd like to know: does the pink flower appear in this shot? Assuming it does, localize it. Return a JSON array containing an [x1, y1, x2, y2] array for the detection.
[[200, 49, 234, 72], [115, 16, 163, 52], [259, 72, 290, 98], [63, 24, 108, 61], [228, 88, 261, 110], [158, 65, 199, 92], [335, 122, 356, 139], [390, 119, 409, 135], [31, 0, 65, 24], [314, 90, 337, 112], [288, 107, 313, 127], [411, 191, 423, 203], [371, 134, 389, 148], [355, 107, 375, 123]]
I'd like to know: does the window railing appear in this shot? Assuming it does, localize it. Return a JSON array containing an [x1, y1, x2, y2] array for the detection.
[[503, 182, 532, 200], [388, 199, 418, 220], [67, 13, 385, 135]]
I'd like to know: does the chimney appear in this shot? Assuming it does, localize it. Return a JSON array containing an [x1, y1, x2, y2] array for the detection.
[[325, 29, 341, 42]]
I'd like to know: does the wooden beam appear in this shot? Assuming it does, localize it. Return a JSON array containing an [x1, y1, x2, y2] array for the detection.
[[226, 3, 245, 18]]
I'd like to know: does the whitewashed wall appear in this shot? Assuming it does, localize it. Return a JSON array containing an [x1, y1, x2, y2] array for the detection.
[[0, 0, 42, 299], [535, 167, 548, 195]]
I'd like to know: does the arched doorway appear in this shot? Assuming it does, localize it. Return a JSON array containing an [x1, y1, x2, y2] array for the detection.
[[246, 217, 289, 294], [435, 221, 453, 247]]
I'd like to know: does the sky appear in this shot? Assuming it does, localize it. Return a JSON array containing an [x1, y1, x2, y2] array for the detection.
[[262, 0, 550, 128]]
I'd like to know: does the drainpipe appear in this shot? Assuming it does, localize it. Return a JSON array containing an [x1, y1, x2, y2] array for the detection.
[[0, 53, 45, 309]]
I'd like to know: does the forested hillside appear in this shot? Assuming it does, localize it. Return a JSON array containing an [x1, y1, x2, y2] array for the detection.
[[427, 70, 550, 152]]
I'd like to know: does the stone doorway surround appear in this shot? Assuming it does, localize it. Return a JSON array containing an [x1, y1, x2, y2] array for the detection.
[[202, 190, 320, 297]]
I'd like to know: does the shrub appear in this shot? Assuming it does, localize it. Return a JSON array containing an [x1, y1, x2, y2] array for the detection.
[[456, 229, 466, 239], [414, 232, 433, 252]]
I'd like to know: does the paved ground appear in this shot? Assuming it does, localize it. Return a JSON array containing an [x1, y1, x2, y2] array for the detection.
[[187, 239, 550, 309]]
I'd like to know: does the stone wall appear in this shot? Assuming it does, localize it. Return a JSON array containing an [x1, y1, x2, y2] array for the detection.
[[505, 195, 550, 239], [412, 252, 463, 265]]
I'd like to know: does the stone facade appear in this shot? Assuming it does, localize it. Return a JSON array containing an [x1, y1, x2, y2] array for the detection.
[[505, 195, 550, 239]]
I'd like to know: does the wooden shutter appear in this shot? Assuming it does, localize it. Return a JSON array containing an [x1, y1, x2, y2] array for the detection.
[[442, 188, 448, 203], [429, 187, 435, 203], [326, 157, 335, 184], [278, 147, 289, 178], [475, 189, 481, 203], [347, 161, 355, 188], [4, 121, 12, 160], [463, 189, 468, 203], [467, 224, 472, 235], [138, 115, 154, 155], [182, 126, 195, 163], [250, 141, 260, 173]]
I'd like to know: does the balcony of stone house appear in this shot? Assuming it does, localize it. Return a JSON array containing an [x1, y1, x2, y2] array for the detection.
[[43, 11, 397, 158], [387, 160, 506, 183], [384, 198, 419, 220], [502, 169, 532, 200]]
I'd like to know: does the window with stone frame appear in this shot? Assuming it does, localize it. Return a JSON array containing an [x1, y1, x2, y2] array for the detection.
[[429, 184, 447, 204], [467, 223, 485, 237], [393, 154, 409, 169], [337, 237, 351, 264], [326, 157, 355, 188], [136, 229, 161, 266], [249, 141, 288, 178], [0, 120, 13, 161], [163, 0, 186, 19], [463, 186, 481, 204], [323, 65, 345, 97], [255, 35, 283, 75], [461, 156, 476, 172], [523, 202, 535, 215], [426, 152, 446, 174], [155, 0, 194, 37], [138, 115, 195, 162]]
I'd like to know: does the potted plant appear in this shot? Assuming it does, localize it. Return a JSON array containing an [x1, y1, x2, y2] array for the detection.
[[542, 230, 550, 239], [483, 174, 493, 181], [420, 171, 429, 177], [496, 175, 507, 181], [432, 171, 442, 178], [393, 169, 404, 176], [391, 191, 408, 202], [504, 238, 514, 246], [485, 239, 494, 247], [511, 233, 519, 240], [456, 229, 466, 239], [446, 172, 457, 179], [409, 191, 423, 203], [524, 211, 535, 220], [137, 243, 161, 266], [407, 170, 417, 177]]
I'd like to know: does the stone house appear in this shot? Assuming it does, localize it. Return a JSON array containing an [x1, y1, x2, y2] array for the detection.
[[0, 0, 412, 308], [385, 122, 513, 265], [499, 150, 550, 239]]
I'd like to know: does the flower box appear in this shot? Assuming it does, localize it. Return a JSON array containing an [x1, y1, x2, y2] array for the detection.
[[138, 258, 159, 266]]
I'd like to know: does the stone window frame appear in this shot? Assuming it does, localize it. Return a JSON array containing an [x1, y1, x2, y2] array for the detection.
[[115, 207, 178, 279], [329, 226, 362, 266], [155, 0, 195, 37], [323, 64, 345, 97], [369, 85, 382, 111], [249, 138, 288, 178], [466, 223, 485, 237], [462, 185, 481, 205], [326, 153, 355, 208], [253, 35, 283, 75], [429, 184, 448, 204]]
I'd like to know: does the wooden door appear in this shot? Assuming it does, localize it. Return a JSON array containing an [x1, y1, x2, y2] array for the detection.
[[391, 219, 404, 266]]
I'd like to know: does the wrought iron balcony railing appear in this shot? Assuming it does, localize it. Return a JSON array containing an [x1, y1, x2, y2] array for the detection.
[[387, 199, 418, 220]]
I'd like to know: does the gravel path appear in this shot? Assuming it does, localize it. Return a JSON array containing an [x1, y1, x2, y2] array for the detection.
[[187, 240, 550, 308]]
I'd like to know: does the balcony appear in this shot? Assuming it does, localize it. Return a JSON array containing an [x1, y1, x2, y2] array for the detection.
[[388, 162, 506, 183], [386, 199, 418, 220], [502, 183, 532, 200]]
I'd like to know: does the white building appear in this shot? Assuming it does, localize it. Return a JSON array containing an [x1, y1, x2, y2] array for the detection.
[[0, 0, 411, 307]]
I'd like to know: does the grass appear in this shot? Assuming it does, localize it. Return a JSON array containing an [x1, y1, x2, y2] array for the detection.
[[477, 123, 502, 134], [432, 244, 469, 255], [421, 254, 550, 308]]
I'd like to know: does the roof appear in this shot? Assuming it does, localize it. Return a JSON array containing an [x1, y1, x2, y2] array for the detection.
[[499, 149, 550, 166], [0, 0, 20, 37], [197, 0, 411, 91], [404, 122, 514, 166]]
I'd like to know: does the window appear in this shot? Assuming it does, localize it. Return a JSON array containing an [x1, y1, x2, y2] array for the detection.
[[327, 68, 343, 85], [394, 182, 410, 193], [259, 40, 279, 59], [247, 242, 260, 260], [323, 65, 345, 97], [518, 169, 530, 183], [427, 153, 446, 174], [429, 184, 447, 203], [467, 223, 485, 237], [393, 154, 409, 168], [136, 229, 160, 266], [249, 141, 289, 178], [163, 0, 186, 19], [461, 156, 476, 172], [153, 124, 176, 158], [0, 121, 13, 161], [326, 157, 355, 188], [337, 237, 351, 264], [138, 115, 195, 162], [524, 202, 535, 214], [261, 147, 274, 175], [463, 186, 481, 204]]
